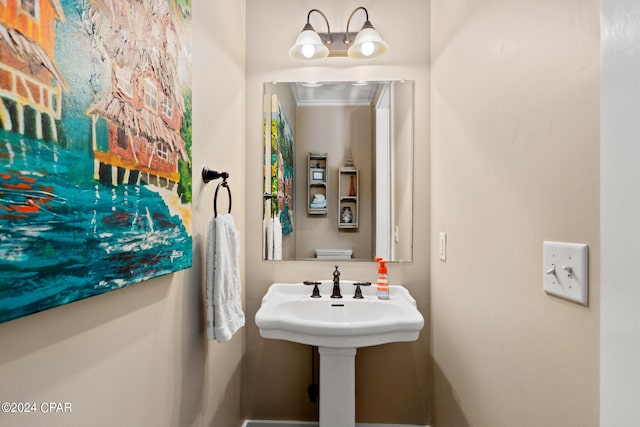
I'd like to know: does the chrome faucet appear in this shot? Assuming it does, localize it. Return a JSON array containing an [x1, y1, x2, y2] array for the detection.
[[331, 265, 342, 298]]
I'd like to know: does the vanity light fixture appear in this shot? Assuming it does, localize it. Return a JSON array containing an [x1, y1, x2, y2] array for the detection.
[[289, 7, 388, 61]]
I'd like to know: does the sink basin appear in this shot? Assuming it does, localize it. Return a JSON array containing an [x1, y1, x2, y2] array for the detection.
[[255, 281, 424, 348]]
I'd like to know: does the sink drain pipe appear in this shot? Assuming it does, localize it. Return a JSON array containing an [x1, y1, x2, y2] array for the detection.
[[307, 346, 319, 403]]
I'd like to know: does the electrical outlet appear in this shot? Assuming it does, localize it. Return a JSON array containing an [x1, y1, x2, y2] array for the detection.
[[543, 241, 589, 305]]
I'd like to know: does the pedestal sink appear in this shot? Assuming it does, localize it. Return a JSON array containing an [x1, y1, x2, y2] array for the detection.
[[255, 281, 424, 427]]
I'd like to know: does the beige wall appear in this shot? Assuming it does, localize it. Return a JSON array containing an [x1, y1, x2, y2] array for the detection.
[[295, 105, 373, 260], [0, 2, 246, 427], [245, 0, 431, 424], [431, 0, 600, 426]]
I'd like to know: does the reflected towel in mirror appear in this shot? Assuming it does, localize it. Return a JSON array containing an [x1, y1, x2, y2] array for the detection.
[[265, 215, 282, 260], [310, 193, 326, 208]]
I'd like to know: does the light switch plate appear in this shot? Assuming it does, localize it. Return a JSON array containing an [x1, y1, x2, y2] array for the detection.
[[543, 241, 589, 305], [438, 232, 447, 262]]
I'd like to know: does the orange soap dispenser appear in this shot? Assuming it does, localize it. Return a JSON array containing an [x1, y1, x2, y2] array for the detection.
[[375, 256, 389, 300]]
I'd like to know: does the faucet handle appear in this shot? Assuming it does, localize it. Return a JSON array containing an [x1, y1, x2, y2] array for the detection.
[[352, 281, 371, 299], [303, 280, 321, 298]]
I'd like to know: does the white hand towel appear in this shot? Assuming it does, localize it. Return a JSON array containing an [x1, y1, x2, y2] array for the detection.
[[263, 215, 270, 260], [206, 213, 245, 343], [266, 216, 274, 260], [273, 215, 282, 261]]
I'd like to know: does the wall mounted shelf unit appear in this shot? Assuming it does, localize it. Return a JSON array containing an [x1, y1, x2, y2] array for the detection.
[[338, 167, 359, 229], [308, 153, 327, 215]]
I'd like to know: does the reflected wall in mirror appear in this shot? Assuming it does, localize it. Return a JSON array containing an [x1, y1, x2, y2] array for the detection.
[[263, 80, 414, 262]]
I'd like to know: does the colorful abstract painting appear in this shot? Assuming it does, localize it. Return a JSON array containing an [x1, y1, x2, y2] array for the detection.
[[0, 0, 192, 323], [270, 95, 293, 236]]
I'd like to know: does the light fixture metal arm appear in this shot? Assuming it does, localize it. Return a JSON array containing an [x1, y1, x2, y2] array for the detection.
[[345, 6, 371, 44], [307, 9, 332, 43]]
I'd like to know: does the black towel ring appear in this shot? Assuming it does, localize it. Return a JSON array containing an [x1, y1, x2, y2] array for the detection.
[[214, 179, 232, 217]]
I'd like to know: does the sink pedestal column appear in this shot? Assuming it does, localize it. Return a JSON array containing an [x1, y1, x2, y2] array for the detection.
[[318, 347, 357, 427]]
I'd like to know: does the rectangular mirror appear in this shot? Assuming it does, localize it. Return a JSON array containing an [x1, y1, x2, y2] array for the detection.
[[263, 80, 414, 262]]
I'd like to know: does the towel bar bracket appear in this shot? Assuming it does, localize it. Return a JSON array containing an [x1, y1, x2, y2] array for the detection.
[[202, 167, 229, 183]]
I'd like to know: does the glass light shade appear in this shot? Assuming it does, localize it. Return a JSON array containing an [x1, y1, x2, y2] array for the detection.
[[289, 29, 329, 60], [347, 27, 388, 59]]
